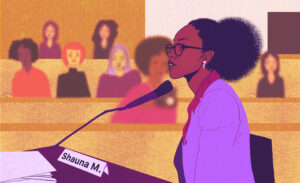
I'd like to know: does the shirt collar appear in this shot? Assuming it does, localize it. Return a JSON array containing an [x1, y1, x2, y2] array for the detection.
[[21, 67, 34, 74], [189, 70, 220, 112], [69, 68, 78, 73], [195, 70, 220, 98]]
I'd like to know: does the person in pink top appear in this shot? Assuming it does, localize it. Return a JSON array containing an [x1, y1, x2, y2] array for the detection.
[[9, 39, 51, 97], [39, 20, 61, 59], [168, 18, 262, 182], [111, 36, 177, 123]]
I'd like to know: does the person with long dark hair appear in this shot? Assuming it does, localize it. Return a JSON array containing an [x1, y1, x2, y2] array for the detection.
[[39, 20, 61, 58], [92, 20, 118, 59], [257, 51, 285, 97], [168, 18, 262, 182]]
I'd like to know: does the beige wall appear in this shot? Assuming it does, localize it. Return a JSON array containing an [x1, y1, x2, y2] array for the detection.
[[145, 0, 300, 51]]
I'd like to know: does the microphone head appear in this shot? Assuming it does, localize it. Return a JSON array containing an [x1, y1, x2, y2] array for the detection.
[[154, 80, 173, 97]]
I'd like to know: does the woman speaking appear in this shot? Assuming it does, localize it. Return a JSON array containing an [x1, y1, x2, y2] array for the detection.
[[167, 18, 262, 182]]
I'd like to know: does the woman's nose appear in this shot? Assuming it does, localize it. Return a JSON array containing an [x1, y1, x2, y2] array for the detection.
[[168, 49, 176, 60]]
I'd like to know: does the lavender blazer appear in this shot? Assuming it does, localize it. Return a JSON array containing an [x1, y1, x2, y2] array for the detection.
[[182, 79, 255, 183]]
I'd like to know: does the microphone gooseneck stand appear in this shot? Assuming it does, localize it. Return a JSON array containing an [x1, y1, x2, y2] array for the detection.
[[53, 80, 173, 149], [53, 107, 125, 148]]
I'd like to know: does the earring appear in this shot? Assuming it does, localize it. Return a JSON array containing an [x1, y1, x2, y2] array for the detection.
[[202, 61, 207, 69]]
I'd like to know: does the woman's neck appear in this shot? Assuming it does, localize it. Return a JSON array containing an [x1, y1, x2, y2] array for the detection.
[[47, 39, 53, 48], [187, 68, 211, 95], [101, 39, 108, 49], [23, 64, 32, 73], [148, 77, 162, 89], [115, 70, 124, 77], [267, 73, 276, 84]]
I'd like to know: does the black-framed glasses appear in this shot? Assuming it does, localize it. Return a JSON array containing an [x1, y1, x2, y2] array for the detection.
[[165, 43, 203, 56]]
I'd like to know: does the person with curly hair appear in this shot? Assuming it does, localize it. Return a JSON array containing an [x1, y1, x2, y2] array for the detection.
[[92, 20, 118, 59], [168, 18, 262, 182], [39, 20, 61, 59], [111, 36, 177, 123], [257, 51, 285, 97], [9, 38, 51, 97]]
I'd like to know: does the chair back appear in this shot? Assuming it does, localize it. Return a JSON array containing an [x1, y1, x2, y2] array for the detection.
[[250, 134, 275, 183]]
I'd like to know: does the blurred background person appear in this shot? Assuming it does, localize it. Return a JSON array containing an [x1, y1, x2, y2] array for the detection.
[[39, 20, 61, 59], [257, 51, 285, 97], [96, 44, 141, 97], [57, 42, 90, 97], [92, 20, 118, 59], [111, 36, 177, 123], [9, 38, 51, 97]]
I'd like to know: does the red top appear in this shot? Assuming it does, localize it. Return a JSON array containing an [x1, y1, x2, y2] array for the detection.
[[12, 67, 51, 97], [182, 70, 220, 144]]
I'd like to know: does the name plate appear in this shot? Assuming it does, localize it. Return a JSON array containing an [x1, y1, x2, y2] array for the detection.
[[58, 149, 109, 178]]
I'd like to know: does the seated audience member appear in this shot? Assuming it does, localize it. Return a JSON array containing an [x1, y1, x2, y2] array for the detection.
[[9, 39, 51, 97], [92, 20, 118, 59], [39, 20, 61, 58], [96, 44, 141, 97], [111, 36, 177, 123], [257, 51, 285, 97], [57, 42, 90, 97]]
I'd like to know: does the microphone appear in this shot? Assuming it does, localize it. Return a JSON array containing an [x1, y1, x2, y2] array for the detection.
[[53, 80, 173, 148], [123, 80, 173, 110]]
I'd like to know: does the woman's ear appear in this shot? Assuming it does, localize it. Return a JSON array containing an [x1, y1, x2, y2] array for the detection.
[[202, 50, 215, 63]]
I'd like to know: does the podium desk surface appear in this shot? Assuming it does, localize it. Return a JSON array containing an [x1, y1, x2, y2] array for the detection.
[[30, 146, 170, 183]]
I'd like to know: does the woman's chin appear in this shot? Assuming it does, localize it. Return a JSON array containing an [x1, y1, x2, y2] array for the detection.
[[169, 70, 182, 79]]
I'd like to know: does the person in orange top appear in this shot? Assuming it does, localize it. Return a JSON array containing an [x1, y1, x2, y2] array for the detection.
[[9, 38, 51, 97]]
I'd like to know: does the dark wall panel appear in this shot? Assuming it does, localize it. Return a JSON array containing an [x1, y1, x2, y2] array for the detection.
[[268, 12, 300, 54]]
